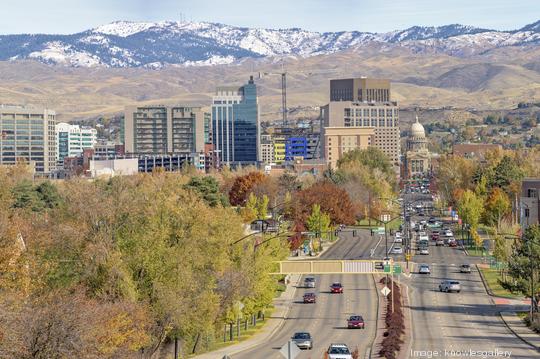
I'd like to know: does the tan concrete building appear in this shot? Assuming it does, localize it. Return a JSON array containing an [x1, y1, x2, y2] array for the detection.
[[320, 93, 400, 166], [403, 116, 431, 178], [322, 127, 375, 168], [330, 78, 391, 102], [521, 178, 540, 231], [124, 106, 208, 155], [0, 105, 57, 174]]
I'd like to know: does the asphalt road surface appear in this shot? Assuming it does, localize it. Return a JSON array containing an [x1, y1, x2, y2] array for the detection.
[[233, 229, 379, 359], [404, 192, 538, 359]]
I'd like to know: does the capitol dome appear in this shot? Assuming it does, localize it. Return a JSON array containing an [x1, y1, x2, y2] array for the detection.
[[411, 115, 426, 138]]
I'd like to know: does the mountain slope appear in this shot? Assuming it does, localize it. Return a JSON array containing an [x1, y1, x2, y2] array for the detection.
[[0, 20, 539, 68]]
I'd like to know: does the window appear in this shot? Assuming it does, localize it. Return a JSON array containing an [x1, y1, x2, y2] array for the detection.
[[525, 208, 530, 218], [528, 189, 538, 198]]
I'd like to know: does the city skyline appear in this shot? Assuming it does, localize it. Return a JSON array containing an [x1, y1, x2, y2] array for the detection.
[[1, 0, 538, 34]]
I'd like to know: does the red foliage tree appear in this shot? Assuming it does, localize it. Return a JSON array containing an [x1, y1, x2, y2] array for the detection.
[[292, 181, 357, 226], [228, 172, 267, 206], [288, 220, 306, 250]]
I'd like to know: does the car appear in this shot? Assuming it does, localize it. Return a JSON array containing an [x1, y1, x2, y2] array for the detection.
[[327, 344, 353, 359], [444, 230, 454, 237], [304, 276, 316, 288], [303, 292, 317, 303], [347, 315, 365, 329], [419, 264, 431, 274], [395, 231, 402, 238], [391, 246, 403, 254], [460, 264, 472, 273], [436, 239, 444, 246], [419, 234, 429, 242], [291, 332, 313, 350], [439, 280, 461, 293], [330, 282, 343, 293], [394, 236, 403, 244], [449, 239, 458, 247], [419, 247, 429, 255], [431, 232, 440, 240]]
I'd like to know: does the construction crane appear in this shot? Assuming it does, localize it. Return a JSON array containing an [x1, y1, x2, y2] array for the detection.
[[258, 66, 339, 128]]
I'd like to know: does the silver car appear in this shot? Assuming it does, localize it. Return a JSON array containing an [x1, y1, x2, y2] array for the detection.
[[304, 276, 316, 288], [460, 264, 472, 273], [439, 280, 461, 293], [419, 264, 431, 274], [291, 332, 313, 350]]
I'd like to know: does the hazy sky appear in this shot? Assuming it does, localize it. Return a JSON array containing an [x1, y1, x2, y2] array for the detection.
[[2, 0, 538, 34]]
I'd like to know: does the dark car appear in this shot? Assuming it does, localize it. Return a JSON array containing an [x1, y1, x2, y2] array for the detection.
[[347, 315, 365, 329], [291, 332, 313, 350], [330, 282, 343, 293], [303, 292, 316, 303]]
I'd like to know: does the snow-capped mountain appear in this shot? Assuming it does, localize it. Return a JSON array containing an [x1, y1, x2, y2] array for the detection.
[[0, 20, 539, 68]]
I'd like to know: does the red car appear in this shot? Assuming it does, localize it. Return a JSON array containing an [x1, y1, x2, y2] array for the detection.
[[303, 293, 316, 303], [347, 315, 365, 329], [449, 240, 457, 247], [330, 283, 343, 293], [431, 232, 440, 241]]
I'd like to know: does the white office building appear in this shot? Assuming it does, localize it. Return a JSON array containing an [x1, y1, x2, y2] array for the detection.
[[56, 122, 97, 165]]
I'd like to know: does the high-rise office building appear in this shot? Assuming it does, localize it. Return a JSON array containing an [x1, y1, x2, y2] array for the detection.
[[0, 105, 57, 174], [321, 77, 400, 167], [330, 78, 391, 103], [212, 76, 259, 166], [124, 106, 208, 156], [56, 122, 97, 166]]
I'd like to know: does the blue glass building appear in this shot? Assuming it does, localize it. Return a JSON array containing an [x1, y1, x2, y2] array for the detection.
[[285, 137, 308, 161], [212, 76, 259, 166]]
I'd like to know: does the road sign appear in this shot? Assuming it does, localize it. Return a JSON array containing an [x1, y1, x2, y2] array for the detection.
[[393, 264, 402, 274], [279, 341, 301, 359], [381, 286, 391, 297]]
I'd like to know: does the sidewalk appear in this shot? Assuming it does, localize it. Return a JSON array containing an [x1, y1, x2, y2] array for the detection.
[[193, 274, 301, 359], [500, 312, 540, 352]]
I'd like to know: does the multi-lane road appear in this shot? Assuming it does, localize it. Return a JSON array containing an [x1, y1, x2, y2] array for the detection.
[[233, 192, 539, 359], [234, 229, 380, 359]]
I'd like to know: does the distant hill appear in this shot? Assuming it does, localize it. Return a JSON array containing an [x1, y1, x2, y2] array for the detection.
[[0, 20, 538, 68]]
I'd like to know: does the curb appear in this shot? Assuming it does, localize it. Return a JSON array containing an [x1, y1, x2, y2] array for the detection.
[[399, 282, 413, 359], [499, 312, 540, 352], [476, 264, 495, 299], [368, 273, 381, 359], [215, 274, 301, 358]]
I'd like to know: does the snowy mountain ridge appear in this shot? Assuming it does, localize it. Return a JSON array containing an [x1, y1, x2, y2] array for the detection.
[[0, 20, 538, 68]]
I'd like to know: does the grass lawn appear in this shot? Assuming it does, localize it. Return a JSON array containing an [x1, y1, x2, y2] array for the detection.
[[465, 246, 488, 257], [356, 218, 403, 231], [479, 267, 523, 299]]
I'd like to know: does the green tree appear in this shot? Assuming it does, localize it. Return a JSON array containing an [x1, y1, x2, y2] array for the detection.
[[185, 176, 228, 207], [484, 187, 511, 232], [306, 204, 331, 239], [457, 189, 484, 248], [491, 155, 524, 190], [256, 194, 269, 219], [506, 225, 540, 313], [241, 192, 258, 222]]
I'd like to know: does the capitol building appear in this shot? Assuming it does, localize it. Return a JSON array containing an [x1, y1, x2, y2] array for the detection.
[[403, 115, 431, 178]]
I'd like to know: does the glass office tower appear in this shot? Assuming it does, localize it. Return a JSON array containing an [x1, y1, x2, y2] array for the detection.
[[212, 76, 259, 166]]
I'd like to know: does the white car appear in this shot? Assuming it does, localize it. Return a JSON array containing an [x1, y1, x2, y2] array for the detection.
[[394, 236, 403, 244], [419, 247, 429, 255], [395, 232, 403, 238], [419, 235, 429, 242], [327, 344, 353, 359], [444, 230, 454, 237], [419, 264, 431, 274], [391, 246, 403, 254]]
